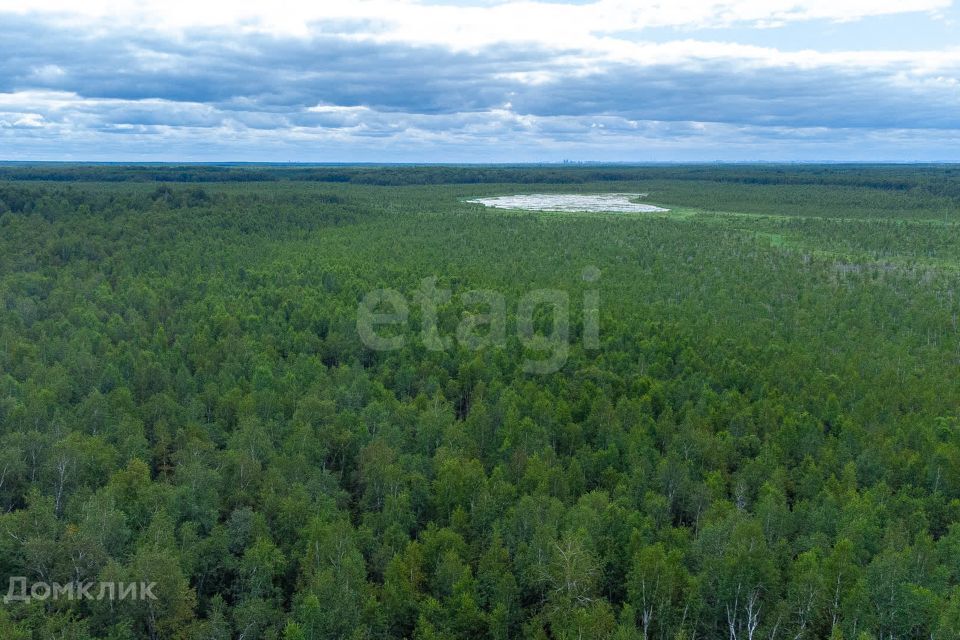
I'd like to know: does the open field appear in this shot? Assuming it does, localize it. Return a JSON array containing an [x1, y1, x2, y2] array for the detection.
[[2, 165, 960, 639]]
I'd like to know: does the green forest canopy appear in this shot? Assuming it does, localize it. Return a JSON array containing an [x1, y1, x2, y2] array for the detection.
[[1, 165, 960, 639]]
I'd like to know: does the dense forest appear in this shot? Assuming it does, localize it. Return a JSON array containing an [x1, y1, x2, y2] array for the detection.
[[2, 165, 960, 639]]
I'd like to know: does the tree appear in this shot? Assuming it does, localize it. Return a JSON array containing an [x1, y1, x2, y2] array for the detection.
[[627, 543, 691, 640]]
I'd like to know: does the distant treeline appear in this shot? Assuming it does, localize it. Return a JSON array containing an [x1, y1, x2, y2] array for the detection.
[[3, 163, 960, 195], [0, 182, 354, 229]]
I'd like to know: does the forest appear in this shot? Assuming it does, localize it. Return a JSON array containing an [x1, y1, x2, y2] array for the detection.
[[1, 164, 960, 639]]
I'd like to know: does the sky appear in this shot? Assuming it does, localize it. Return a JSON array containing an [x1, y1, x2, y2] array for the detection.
[[0, 0, 959, 162]]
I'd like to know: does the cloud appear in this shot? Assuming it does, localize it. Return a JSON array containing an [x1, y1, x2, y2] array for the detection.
[[0, 1, 951, 46], [0, 1, 958, 160]]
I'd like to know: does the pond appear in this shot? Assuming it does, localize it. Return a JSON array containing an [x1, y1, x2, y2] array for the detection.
[[466, 193, 669, 213]]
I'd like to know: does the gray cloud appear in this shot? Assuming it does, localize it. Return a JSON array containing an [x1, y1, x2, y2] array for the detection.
[[1, 12, 959, 160]]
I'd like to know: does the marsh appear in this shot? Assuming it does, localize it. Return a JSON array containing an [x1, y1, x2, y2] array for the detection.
[[467, 193, 669, 213]]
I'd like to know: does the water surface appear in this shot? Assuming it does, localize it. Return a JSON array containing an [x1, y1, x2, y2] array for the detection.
[[467, 193, 669, 213]]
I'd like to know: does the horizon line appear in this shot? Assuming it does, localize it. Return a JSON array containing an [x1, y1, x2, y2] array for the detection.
[[3, 160, 960, 167]]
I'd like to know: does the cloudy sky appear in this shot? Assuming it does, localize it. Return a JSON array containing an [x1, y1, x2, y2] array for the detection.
[[1, 0, 959, 161]]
